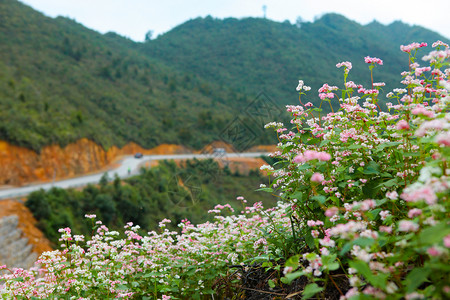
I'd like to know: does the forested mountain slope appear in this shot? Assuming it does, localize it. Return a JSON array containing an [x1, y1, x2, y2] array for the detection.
[[0, 0, 251, 151], [1, 0, 447, 151], [141, 14, 447, 108]]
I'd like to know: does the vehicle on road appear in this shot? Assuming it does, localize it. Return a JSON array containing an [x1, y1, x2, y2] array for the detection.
[[213, 148, 226, 156], [134, 152, 143, 159]]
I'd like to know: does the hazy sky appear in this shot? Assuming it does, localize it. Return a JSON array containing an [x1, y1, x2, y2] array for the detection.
[[19, 0, 450, 42]]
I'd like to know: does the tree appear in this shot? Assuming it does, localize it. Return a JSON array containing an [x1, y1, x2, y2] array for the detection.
[[145, 30, 153, 42], [296, 16, 304, 28]]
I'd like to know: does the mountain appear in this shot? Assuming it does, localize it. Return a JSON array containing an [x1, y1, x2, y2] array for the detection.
[[0, 0, 254, 151], [140, 13, 447, 109], [1, 0, 447, 152]]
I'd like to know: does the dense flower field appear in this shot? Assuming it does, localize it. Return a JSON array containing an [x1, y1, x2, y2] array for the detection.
[[1, 41, 449, 299]]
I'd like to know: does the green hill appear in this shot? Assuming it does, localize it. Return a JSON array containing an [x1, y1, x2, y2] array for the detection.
[[140, 14, 448, 109], [0, 0, 254, 151], [1, 0, 447, 151]]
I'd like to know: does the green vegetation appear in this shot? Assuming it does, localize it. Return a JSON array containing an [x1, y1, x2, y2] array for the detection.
[[0, 0, 259, 151], [25, 159, 276, 246], [140, 14, 448, 111], [0, 1, 447, 152]]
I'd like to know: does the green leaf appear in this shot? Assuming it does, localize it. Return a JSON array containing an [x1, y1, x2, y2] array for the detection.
[[311, 194, 326, 204], [417, 222, 450, 245], [305, 232, 315, 249], [403, 151, 420, 157], [302, 283, 324, 299], [256, 187, 274, 192], [404, 267, 431, 292], [376, 141, 402, 150], [349, 260, 387, 288], [285, 255, 300, 269], [116, 284, 128, 290], [377, 178, 398, 188], [328, 262, 339, 271], [11, 277, 24, 282], [319, 140, 330, 147], [268, 279, 276, 288], [348, 144, 363, 150], [298, 163, 312, 171], [282, 271, 304, 285], [349, 260, 373, 279], [362, 161, 380, 175], [340, 238, 375, 256], [368, 208, 382, 220], [290, 191, 303, 201]]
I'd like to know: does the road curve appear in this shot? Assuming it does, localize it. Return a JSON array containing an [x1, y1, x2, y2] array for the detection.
[[0, 152, 269, 200]]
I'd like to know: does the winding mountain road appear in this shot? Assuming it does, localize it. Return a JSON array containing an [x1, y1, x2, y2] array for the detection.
[[0, 152, 268, 200]]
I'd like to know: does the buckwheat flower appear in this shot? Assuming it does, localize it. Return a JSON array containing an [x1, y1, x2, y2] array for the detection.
[[311, 172, 324, 183], [398, 220, 419, 232], [158, 218, 171, 228], [435, 131, 450, 146], [386, 190, 398, 200], [260, 164, 274, 171], [325, 207, 339, 217], [444, 235, 450, 248], [342, 288, 359, 299], [345, 81, 358, 89], [408, 208, 422, 218], [319, 236, 335, 247], [283, 266, 293, 275], [432, 40, 449, 48], [379, 210, 390, 221], [427, 246, 442, 257], [386, 282, 398, 294], [411, 106, 435, 118], [405, 292, 425, 300], [74, 235, 85, 242], [296, 80, 304, 91], [379, 226, 392, 234], [401, 42, 427, 53], [349, 276, 361, 287], [397, 119, 410, 130], [364, 56, 383, 65], [303, 85, 311, 91], [336, 61, 352, 74], [317, 151, 331, 161], [84, 214, 96, 219]]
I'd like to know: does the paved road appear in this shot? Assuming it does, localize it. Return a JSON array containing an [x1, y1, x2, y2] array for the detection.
[[0, 152, 268, 200]]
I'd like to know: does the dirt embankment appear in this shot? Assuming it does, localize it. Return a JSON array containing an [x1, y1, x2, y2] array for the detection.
[[0, 140, 275, 260], [0, 139, 190, 186], [0, 139, 274, 187], [0, 200, 52, 257]]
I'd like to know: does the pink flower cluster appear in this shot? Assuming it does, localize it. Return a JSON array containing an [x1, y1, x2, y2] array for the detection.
[[364, 56, 383, 65], [400, 42, 427, 53], [311, 172, 324, 183], [336, 61, 352, 74], [293, 150, 331, 163]]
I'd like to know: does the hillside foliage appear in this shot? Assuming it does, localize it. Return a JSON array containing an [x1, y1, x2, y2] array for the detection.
[[24, 159, 275, 246], [0, 0, 448, 151]]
